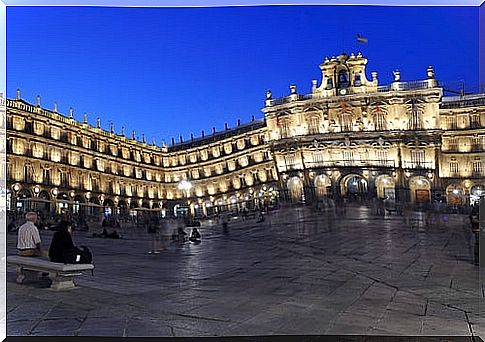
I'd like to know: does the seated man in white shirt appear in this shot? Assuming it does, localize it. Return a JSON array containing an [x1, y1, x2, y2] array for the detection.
[[17, 212, 47, 257]]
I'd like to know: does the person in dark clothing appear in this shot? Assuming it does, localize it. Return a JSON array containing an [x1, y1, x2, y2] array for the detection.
[[189, 228, 201, 242], [49, 220, 76, 263]]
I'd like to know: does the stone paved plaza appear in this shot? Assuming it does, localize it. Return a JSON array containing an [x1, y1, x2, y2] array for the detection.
[[5, 205, 485, 337]]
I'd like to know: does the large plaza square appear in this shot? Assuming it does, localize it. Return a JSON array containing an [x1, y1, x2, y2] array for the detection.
[[5, 205, 485, 337]]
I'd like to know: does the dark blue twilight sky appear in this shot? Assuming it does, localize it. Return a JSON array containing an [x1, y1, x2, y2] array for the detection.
[[7, 6, 479, 144]]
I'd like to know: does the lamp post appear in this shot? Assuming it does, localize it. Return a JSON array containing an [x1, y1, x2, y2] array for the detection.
[[178, 180, 192, 217]]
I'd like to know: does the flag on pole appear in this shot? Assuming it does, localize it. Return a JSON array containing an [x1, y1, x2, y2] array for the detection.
[[357, 34, 368, 44]]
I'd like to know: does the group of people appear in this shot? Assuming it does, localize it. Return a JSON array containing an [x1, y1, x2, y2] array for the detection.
[[16, 211, 92, 264], [145, 217, 203, 254]]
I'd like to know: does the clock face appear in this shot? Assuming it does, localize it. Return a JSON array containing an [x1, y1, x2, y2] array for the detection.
[[339, 88, 347, 95]]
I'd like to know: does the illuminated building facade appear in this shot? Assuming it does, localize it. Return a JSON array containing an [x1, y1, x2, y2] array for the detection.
[[5, 53, 485, 218]]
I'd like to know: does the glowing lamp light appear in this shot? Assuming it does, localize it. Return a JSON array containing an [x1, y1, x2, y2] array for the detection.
[[12, 184, 20, 192], [417, 180, 424, 186], [33, 186, 40, 194], [361, 179, 366, 184], [427, 172, 433, 179], [452, 189, 459, 195], [230, 198, 237, 204], [177, 180, 192, 191]]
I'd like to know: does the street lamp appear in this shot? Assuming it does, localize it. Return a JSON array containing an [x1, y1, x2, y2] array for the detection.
[[178, 179, 192, 216]]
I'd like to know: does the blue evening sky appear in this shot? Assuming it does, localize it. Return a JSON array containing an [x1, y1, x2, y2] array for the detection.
[[6, 6, 479, 144]]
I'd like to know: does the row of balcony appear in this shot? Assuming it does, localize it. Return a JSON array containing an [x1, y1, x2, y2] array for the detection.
[[279, 160, 434, 171]]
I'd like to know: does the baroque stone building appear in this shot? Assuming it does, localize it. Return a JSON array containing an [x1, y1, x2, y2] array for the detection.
[[5, 52, 485, 218]]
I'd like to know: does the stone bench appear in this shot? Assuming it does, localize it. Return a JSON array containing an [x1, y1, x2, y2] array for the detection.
[[7, 255, 94, 290]]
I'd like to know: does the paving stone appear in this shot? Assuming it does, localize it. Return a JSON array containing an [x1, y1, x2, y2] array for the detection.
[[6, 205, 484, 337]]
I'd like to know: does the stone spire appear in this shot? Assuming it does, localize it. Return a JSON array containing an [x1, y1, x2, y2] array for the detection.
[[16, 89, 21, 100], [36, 95, 41, 107], [53, 102, 58, 112], [68, 107, 73, 118]]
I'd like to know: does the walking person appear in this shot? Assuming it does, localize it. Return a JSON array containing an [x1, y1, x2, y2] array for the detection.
[[147, 218, 161, 254]]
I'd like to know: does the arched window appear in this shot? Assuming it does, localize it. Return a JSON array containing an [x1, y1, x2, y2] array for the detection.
[[338, 70, 349, 88]]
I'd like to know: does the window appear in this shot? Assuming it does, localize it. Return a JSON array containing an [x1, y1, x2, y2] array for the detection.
[[312, 152, 325, 166], [307, 117, 320, 135], [340, 113, 352, 132], [447, 116, 457, 130], [411, 150, 425, 167], [470, 114, 481, 128], [342, 151, 354, 165], [448, 136, 458, 151], [376, 150, 388, 165], [43, 169, 51, 186], [284, 154, 296, 169], [354, 74, 362, 86], [59, 171, 68, 188], [91, 177, 99, 192], [449, 160, 458, 174], [24, 165, 32, 183], [279, 122, 291, 139], [338, 70, 349, 88], [408, 101, 423, 130], [473, 159, 482, 175]]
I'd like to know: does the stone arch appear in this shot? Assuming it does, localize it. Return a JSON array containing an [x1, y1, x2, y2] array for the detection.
[[375, 174, 396, 199], [470, 184, 485, 205], [445, 184, 465, 205], [314, 174, 331, 199], [38, 190, 50, 201], [103, 198, 115, 216], [18, 188, 32, 199], [287, 176, 304, 202], [340, 173, 368, 197], [409, 176, 431, 203]]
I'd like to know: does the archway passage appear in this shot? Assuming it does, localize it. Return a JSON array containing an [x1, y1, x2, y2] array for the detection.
[[103, 199, 115, 216], [287, 177, 304, 203], [73, 194, 85, 216], [340, 174, 368, 201], [446, 184, 465, 205], [409, 176, 431, 203], [314, 174, 331, 199], [17, 188, 33, 211], [36, 190, 51, 214], [470, 184, 484, 205], [375, 175, 396, 200]]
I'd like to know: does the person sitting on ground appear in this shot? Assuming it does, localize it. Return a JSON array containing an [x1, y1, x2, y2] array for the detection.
[[17, 212, 47, 257], [177, 227, 188, 242], [49, 220, 76, 263], [189, 228, 201, 242]]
